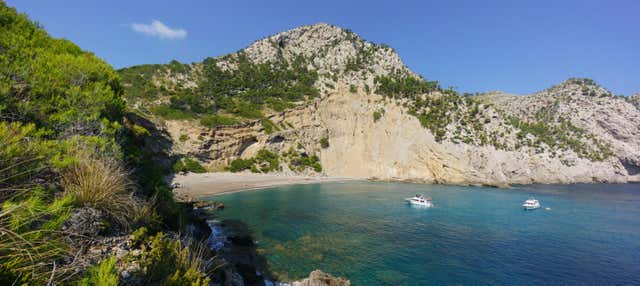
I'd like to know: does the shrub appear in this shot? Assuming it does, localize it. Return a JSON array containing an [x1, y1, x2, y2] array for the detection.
[[261, 118, 278, 134], [179, 134, 189, 142], [77, 257, 119, 286], [173, 158, 207, 174], [374, 74, 440, 99], [61, 147, 138, 229], [131, 226, 149, 247], [152, 105, 195, 120], [0, 122, 52, 198], [288, 153, 322, 173], [255, 149, 280, 173], [0, 2, 124, 132], [138, 233, 213, 285], [373, 109, 385, 123], [132, 124, 151, 137], [198, 53, 319, 119], [227, 158, 254, 172], [227, 149, 281, 173], [320, 137, 329, 148], [349, 84, 358, 93], [199, 114, 239, 128]]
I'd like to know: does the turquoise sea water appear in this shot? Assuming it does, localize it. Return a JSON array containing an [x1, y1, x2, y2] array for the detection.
[[208, 182, 640, 285]]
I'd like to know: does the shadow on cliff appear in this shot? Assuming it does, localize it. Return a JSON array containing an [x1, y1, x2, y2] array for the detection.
[[122, 113, 277, 284], [121, 112, 187, 228]]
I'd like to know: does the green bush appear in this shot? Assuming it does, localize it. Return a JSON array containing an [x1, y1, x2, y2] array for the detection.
[[0, 122, 53, 194], [152, 105, 195, 120], [349, 84, 358, 93], [288, 153, 322, 172], [374, 74, 440, 99], [173, 158, 207, 174], [132, 124, 151, 137], [320, 137, 330, 148], [227, 158, 254, 172], [199, 114, 239, 128], [179, 134, 189, 142], [131, 226, 149, 247], [77, 257, 119, 286], [0, 2, 124, 131], [138, 233, 212, 286], [261, 118, 278, 134], [255, 149, 280, 173], [227, 149, 281, 173], [372, 109, 385, 123]]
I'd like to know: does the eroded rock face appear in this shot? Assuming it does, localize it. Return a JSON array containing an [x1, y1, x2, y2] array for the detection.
[[165, 82, 639, 186]]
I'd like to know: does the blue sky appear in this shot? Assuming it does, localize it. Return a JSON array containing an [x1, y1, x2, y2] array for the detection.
[[7, 0, 639, 95]]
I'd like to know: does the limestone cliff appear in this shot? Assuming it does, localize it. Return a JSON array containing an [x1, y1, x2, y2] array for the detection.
[[121, 23, 640, 185]]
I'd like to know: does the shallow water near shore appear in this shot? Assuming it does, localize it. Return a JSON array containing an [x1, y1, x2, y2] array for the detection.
[[207, 182, 640, 285]]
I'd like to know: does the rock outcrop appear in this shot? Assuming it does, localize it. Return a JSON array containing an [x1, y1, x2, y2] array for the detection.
[[284, 270, 350, 286]]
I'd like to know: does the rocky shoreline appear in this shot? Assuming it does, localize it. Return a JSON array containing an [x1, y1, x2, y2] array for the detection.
[[192, 201, 349, 285]]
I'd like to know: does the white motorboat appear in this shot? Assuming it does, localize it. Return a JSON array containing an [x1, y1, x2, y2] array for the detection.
[[405, 194, 433, 207], [522, 197, 541, 210]]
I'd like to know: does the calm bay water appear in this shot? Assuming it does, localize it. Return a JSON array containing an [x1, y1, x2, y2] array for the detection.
[[208, 182, 640, 285]]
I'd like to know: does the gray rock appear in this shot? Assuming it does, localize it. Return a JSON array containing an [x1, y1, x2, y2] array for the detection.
[[290, 270, 350, 286], [61, 207, 105, 238]]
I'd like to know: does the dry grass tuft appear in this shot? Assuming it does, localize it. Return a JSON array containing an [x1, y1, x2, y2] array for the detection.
[[61, 146, 139, 230]]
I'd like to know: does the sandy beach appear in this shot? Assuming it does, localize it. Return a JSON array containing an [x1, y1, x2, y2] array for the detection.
[[171, 172, 354, 200]]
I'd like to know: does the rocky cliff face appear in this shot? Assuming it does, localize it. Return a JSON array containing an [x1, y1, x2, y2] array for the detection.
[[629, 93, 640, 110], [125, 23, 640, 186]]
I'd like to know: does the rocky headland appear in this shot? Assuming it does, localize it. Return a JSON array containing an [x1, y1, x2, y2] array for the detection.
[[120, 23, 640, 187]]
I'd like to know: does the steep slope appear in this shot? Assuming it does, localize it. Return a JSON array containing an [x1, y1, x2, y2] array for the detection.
[[477, 79, 640, 179], [120, 24, 640, 185], [119, 23, 411, 119], [0, 2, 222, 284]]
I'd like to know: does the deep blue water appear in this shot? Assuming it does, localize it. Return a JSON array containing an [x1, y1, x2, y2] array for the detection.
[[208, 182, 640, 285]]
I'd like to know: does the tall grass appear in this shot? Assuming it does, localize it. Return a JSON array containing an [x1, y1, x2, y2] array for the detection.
[[0, 122, 50, 200], [61, 146, 139, 230], [0, 191, 74, 284], [0, 122, 74, 284]]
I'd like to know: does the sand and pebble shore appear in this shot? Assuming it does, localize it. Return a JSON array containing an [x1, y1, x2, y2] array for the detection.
[[172, 172, 353, 201]]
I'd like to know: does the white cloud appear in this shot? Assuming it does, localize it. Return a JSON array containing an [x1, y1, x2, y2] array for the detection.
[[131, 20, 187, 40]]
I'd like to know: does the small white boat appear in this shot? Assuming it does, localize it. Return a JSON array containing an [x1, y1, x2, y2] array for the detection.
[[522, 197, 541, 210], [405, 194, 433, 207]]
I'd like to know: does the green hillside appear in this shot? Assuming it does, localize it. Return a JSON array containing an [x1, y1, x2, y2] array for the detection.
[[0, 2, 215, 284]]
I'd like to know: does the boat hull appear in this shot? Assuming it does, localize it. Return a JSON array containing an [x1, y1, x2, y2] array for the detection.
[[407, 200, 433, 207]]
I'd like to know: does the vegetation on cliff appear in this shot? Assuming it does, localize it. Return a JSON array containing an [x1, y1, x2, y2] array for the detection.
[[119, 52, 320, 128], [228, 149, 281, 173], [374, 74, 613, 161]]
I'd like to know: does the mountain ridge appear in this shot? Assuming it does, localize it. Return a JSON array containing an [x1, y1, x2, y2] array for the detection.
[[118, 23, 640, 185]]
